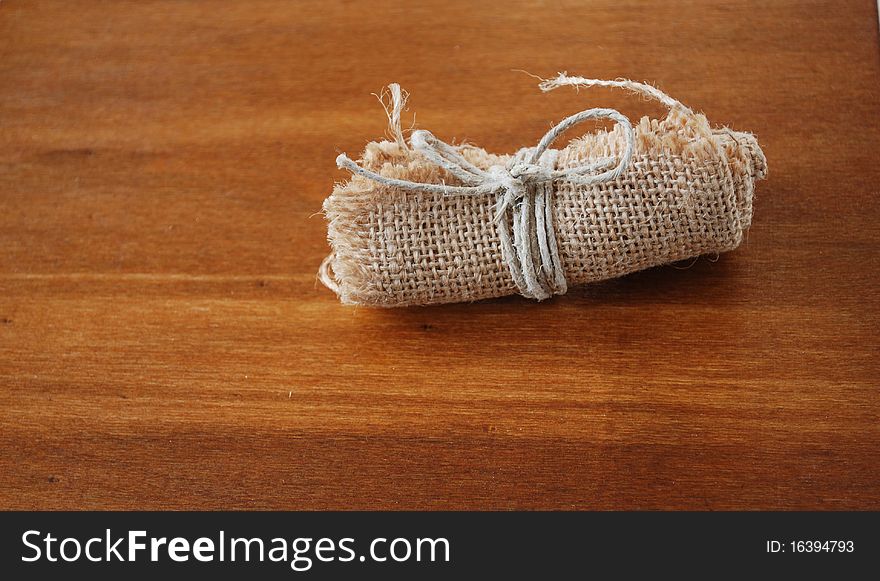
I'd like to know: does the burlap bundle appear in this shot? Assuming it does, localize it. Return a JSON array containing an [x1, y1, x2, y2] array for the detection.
[[320, 76, 766, 307]]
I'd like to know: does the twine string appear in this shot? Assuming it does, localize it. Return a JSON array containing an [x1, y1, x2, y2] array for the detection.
[[328, 74, 687, 300]]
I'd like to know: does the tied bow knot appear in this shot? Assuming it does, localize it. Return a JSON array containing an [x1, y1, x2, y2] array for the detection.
[[336, 105, 635, 214], [486, 164, 528, 221]]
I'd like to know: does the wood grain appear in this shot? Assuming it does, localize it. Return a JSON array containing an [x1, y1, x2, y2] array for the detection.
[[1, 0, 878, 510]]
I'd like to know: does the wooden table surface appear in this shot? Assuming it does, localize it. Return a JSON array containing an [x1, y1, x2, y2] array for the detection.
[[1, 0, 878, 510]]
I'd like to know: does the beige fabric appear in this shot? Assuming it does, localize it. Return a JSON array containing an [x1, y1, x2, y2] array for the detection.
[[322, 104, 766, 307]]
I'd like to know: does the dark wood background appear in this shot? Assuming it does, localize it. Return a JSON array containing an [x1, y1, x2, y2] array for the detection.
[[1, 0, 878, 510]]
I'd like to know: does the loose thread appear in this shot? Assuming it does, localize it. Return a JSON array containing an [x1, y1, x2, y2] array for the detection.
[[318, 254, 340, 295]]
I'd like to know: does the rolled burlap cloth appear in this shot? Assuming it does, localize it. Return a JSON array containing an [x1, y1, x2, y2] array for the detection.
[[320, 75, 766, 307]]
